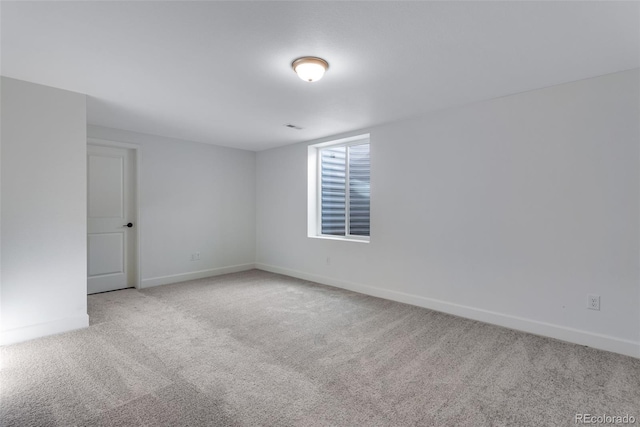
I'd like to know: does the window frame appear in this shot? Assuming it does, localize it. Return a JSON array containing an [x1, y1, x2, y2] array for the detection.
[[308, 134, 370, 243]]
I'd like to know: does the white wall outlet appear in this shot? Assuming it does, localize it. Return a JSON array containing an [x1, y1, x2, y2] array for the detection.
[[195, 252, 200, 261], [587, 294, 600, 311]]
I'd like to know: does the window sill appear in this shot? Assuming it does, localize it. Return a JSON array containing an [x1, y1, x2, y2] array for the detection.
[[308, 235, 370, 243]]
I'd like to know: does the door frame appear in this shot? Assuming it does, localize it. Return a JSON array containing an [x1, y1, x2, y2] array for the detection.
[[87, 138, 142, 290]]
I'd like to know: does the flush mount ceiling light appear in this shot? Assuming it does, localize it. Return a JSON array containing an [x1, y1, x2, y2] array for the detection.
[[292, 56, 329, 82]]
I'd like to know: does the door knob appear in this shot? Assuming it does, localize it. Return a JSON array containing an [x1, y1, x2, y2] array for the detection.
[[124, 222, 133, 228]]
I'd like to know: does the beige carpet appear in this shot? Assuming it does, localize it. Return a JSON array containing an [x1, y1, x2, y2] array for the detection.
[[1, 270, 638, 426]]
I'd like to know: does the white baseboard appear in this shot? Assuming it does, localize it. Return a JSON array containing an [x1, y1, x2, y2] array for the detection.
[[1, 313, 89, 346], [141, 263, 256, 288], [255, 263, 640, 359]]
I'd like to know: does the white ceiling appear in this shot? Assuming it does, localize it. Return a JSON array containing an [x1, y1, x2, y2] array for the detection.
[[2, 1, 638, 151]]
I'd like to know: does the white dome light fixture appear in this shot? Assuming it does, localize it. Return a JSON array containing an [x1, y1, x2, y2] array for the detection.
[[292, 56, 329, 82]]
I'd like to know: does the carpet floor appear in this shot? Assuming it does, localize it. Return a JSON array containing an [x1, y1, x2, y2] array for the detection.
[[1, 270, 639, 426]]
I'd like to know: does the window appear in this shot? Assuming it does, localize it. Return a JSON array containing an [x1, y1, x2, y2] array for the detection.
[[308, 134, 370, 242]]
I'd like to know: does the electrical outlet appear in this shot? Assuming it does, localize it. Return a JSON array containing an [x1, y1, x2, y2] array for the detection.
[[587, 294, 600, 311], [195, 252, 200, 261]]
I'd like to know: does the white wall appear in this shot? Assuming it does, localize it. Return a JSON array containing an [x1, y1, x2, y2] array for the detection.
[[87, 126, 256, 288], [1, 77, 88, 345], [256, 69, 640, 358]]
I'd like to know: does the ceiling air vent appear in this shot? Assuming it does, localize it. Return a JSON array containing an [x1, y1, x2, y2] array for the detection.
[[284, 124, 303, 130]]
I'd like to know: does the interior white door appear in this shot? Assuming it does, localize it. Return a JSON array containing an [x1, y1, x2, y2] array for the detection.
[[87, 145, 136, 294]]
